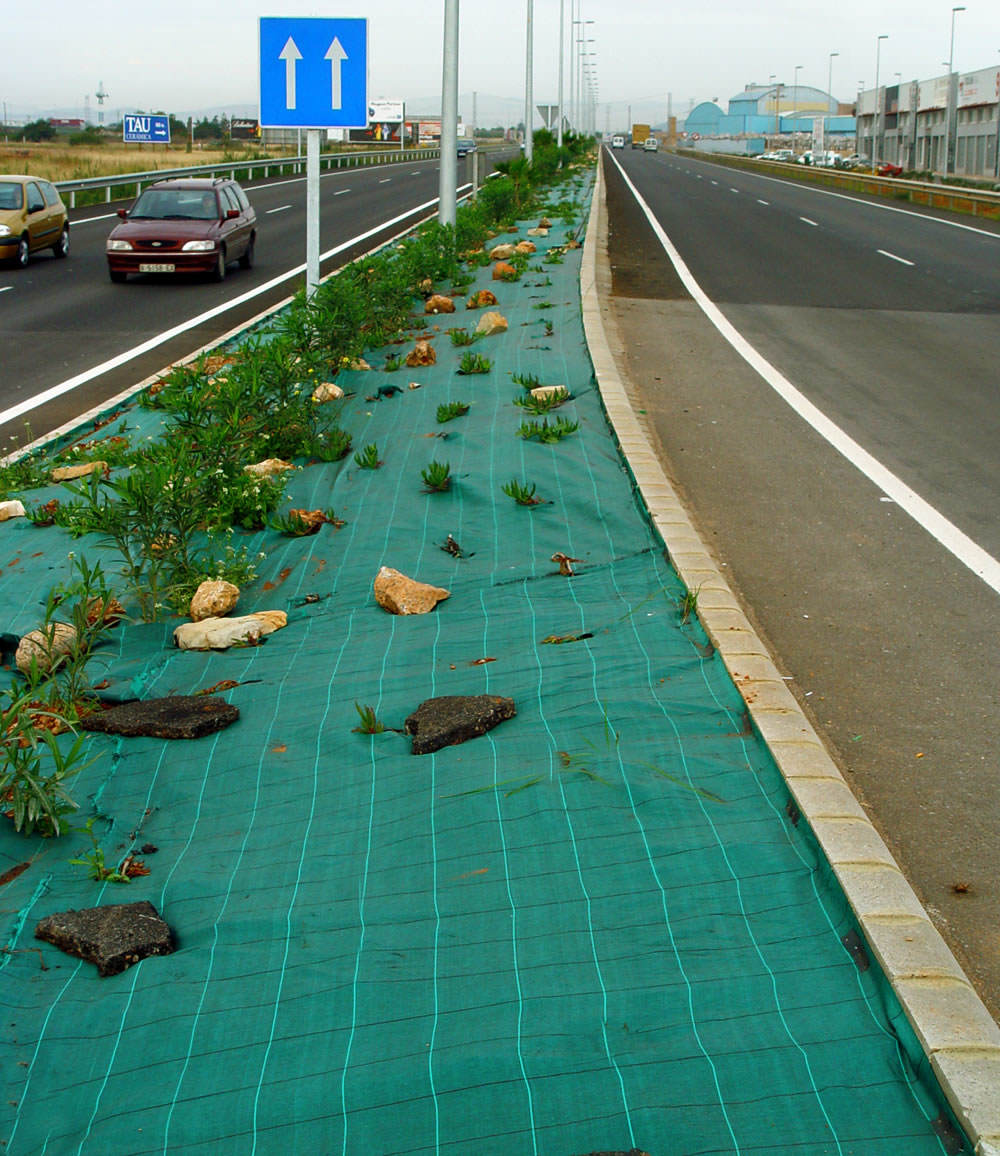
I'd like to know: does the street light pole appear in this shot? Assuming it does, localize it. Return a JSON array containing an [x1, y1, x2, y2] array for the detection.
[[945, 5, 965, 175], [557, 0, 564, 148], [792, 64, 803, 153], [827, 51, 839, 111], [524, 0, 534, 162], [438, 0, 459, 226], [872, 33, 888, 173]]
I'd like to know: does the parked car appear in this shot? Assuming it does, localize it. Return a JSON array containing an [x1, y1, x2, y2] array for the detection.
[[611, 135, 625, 149], [760, 149, 794, 162], [643, 136, 659, 152], [0, 175, 69, 267], [106, 177, 256, 283]]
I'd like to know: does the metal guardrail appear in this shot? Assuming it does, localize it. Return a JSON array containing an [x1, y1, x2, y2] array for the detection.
[[56, 147, 443, 208], [676, 147, 1000, 220]]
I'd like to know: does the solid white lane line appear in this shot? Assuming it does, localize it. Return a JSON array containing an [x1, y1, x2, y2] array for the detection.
[[266, 205, 292, 214], [800, 216, 819, 226], [0, 192, 459, 429], [877, 249, 915, 266], [757, 199, 769, 206], [607, 151, 1000, 597], [379, 178, 391, 184], [0, 286, 12, 294], [334, 189, 351, 196], [74, 212, 119, 225]]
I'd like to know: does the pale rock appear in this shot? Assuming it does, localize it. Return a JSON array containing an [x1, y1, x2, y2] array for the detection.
[[526, 227, 549, 237], [474, 311, 509, 337], [250, 610, 287, 634], [374, 567, 450, 615], [408, 381, 422, 390], [312, 381, 345, 403], [530, 385, 569, 401], [488, 243, 516, 260], [243, 458, 294, 478], [16, 622, 77, 675], [0, 500, 26, 521], [189, 580, 240, 622], [51, 462, 107, 482], [424, 294, 456, 314], [173, 611, 287, 651], [348, 358, 371, 371], [514, 240, 537, 254]]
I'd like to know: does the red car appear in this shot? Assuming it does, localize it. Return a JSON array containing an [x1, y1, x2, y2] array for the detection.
[[876, 162, 903, 177], [106, 177, 256, 283]]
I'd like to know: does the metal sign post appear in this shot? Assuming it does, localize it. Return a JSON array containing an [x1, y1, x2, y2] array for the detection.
[[259, 16, 368, 296]]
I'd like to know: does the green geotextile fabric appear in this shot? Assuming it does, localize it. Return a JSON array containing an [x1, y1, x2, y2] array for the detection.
[[0, 173, 967, 1155]]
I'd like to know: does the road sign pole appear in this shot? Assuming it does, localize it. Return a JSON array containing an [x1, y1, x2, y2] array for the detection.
[[306, 129, 321, 296]]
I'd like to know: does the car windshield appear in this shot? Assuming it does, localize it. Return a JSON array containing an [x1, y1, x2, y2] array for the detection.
[[0, 183, 23, 210], [130, 188, 219, 220]]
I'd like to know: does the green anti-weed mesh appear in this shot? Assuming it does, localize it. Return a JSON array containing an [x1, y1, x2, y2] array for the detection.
[[0, 173, 969, 1155]]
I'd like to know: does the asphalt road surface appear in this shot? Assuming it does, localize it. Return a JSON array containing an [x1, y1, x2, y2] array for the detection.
[[0, 150, 504, 451], [601, 147, 1000, 1021]]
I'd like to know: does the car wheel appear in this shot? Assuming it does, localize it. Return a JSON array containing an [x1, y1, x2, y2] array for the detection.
[[238, 236, 255, 270], [15, 235, 29, 268], [109, 268, 127, 283], [52, 226, 70, 259], [211, 247, 227, 282]]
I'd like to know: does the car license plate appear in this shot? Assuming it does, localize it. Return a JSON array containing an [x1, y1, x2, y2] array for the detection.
[[139, 263, 175, 273]]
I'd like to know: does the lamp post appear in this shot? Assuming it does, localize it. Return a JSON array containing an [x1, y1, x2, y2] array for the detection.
[[944, 5, 965, 175], [524, 0, 534, 162], [827, 52, 839, 111], [557, 0, 565, 147], [872, 34, 888, 173], [792, 64, 803, 153], [438, 0, 459, 226]]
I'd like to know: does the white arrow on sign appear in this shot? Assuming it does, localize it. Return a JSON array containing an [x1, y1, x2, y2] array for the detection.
[[325, 38, 349, 110], [279, 36, 303, 109]]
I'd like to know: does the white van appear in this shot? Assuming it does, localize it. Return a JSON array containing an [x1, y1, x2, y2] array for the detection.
[[643, 137, 658, 152], [611, 135, 625, 149]]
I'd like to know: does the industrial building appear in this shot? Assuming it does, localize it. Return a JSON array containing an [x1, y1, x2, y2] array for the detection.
[[685, 84, 855, 144], [857, 63, 1000, 179]]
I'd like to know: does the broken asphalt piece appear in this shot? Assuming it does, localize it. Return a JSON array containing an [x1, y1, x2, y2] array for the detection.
[[405, 694, 516, 755], [80, 694, 239, 739], [35, 900, 176, 977]]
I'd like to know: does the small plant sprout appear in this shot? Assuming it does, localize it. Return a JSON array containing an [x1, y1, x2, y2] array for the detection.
[[384, 353, 403, 372], [543, 320, 555, 337], [421, 460, 452, 492], [502, 479, 543, 506], [513, 388, 569, 415], [352, 703, 386, 734], [516, 416, 579, 444], [436, 401, 470, 423], [449, 329, 476, 347], [69, 817, 137, 883], [458, 352, 492, 375], [354, 443, 381, 469], [511, 372, 541, 390], [269, 508, 344, 536], [679, 584, 702, 624]]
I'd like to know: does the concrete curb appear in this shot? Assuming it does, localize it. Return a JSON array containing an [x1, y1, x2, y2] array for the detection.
[[580, 152, 1000, 1156]]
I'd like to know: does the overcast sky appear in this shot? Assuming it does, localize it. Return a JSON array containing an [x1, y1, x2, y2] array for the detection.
[[5, 0, 998, 128]]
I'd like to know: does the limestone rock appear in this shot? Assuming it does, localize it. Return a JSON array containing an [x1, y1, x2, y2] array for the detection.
[[16, 623, 77, 675], [405, 340, 437, 367], [424, 294, 456, 314], [374, 567, 450, 615], [312, 381, 345, 403], [244, 458, 294, 478], [51, 461, 107, 482], [348, 357, 371, 371], [251, 610, 287, 634], [488, 243, 516, 260], [0, 500, 26, 521], [474, 311, 509, 337], [189, 579, 240, 622], [492, 262, 517, 281], [515, 240, 537, 254], [405, 694, 516, 755], [35, 901, 176, 977], [530, 385, 569, 402], [80, 695, 240, 740], [526, 227, 549, 237], [466, 289, 498, 309]]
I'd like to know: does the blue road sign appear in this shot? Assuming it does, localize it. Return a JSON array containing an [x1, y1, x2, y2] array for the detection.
[[259, 17, 368, 129], [123, 114, 171, 144]]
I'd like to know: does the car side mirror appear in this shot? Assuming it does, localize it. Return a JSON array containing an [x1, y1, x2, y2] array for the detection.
[[225, 209, 240, 220], [117, 209, 128, 219]]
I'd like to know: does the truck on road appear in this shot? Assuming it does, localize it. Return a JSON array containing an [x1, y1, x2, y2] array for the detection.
[[631, 123, 650, 149]]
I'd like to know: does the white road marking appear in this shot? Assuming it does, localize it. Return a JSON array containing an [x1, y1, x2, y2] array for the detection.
[[800, 216, 819, 226], [757, 199, 769, 205], [266, 205, 292, 214], [607, 150, 1000, 597], [730, 188, 739, 193], [334, 188, 351, 196], [379, 178, 391, 184], [0, 286, 12, 294], [0, 188, 473, 430], [74, 212, 119, 224], [877, 249, 915, 266]]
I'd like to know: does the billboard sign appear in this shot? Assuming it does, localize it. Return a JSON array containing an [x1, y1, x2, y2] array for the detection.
[[123, 114, 170, 143]]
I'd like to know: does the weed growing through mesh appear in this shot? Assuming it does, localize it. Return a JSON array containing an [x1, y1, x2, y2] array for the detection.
[[449, 329, 476, 347], [352, 703, 386, 734], [421, 461, 452, 492], [384, 353, 403, 372], [517, 416, 579, 443], [436, 402, 470, 423], [501, 479, 543, 506], [511, 372, 541, 390], [679, 584, 701, 624], [354, 444, 381, 469], [543, 320, 555, 337], [458, 352, 492, 375]]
